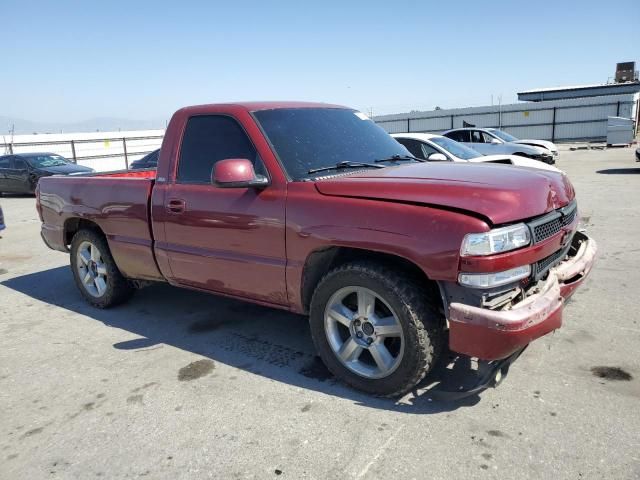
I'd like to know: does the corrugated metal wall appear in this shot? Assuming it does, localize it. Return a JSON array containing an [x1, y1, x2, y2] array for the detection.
[[374, 93, 639, 141]]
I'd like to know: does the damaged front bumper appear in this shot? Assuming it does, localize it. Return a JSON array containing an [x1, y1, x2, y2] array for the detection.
[[448, 231, 597, 361]]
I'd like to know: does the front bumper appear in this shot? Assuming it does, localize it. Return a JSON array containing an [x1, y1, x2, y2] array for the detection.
[[448, 232, 597, 360]]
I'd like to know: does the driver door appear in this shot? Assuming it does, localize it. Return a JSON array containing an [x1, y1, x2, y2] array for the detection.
[[468, 130, 491, 154], [10, 157, 31, 192], [155, 114, 287, 305], [0, 156, 12, 192]]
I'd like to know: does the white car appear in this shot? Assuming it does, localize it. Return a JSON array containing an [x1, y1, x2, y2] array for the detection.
[[442, 128, 557, 164], [392, 133, 561, 172]]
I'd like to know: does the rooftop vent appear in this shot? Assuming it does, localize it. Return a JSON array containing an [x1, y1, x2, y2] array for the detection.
[[615, 62, 638, 83]]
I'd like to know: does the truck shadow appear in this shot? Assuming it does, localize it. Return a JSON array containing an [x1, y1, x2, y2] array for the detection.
[[1, 266, 510, 414]]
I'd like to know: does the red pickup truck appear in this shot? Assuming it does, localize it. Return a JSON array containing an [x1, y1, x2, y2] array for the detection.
[[37, 102, 597, 397]]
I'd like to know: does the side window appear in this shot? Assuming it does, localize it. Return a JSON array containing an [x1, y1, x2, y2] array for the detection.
[[0, 156, 11, 168], [470, 130, 484, 143], [395, 138, 425, 159], [13, 158, 27, 170], [177, 115, 263, 184], [420, 143, 440, 159], [481, 132, 496, 143], [146, 150, 159, 166], [446, 130, 470, 142]]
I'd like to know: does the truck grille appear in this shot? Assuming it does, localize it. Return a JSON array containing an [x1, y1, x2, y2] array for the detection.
[[531, 201, 577, 243], [532, 242, 572, 281]]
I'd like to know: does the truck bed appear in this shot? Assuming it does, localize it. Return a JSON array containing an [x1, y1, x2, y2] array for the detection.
[[37, 169, 164, 281]]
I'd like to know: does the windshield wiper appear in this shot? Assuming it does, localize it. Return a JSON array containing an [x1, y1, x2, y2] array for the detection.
[[374, 154, 424, 163], [307, 161, 385, 175]]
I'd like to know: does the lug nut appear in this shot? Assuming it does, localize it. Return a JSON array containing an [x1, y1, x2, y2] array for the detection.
[[366, 337, 373, 345], [354, 319, 361, 327], [356, 331, 363, 338]]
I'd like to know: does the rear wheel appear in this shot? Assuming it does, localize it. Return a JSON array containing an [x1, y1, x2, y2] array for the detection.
[[309, 261, 444, 397], [70, 229, 135, 308]]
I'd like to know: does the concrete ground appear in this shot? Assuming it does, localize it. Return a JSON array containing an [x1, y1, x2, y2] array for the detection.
[[1, 148, 639, 480]]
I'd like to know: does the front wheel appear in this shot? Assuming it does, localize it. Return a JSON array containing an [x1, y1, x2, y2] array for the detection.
[[309, 261, 444, 397], [70, 229, 135, 308]]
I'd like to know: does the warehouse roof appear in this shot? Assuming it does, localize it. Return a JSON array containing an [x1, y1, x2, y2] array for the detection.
[[518, 82, 640, 101]]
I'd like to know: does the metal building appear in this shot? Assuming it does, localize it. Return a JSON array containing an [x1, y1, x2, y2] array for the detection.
[[374, 92, 639, 142], [517, 82, 640, 102]]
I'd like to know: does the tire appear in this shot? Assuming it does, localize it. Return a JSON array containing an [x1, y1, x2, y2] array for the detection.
[[70, 229, 135, 308], [309, 261, 444, 397]]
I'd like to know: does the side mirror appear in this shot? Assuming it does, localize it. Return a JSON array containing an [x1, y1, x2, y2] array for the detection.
[[212, 158, 269, 188], [490, 138, 501, 145], [427, 153, 448, 162]]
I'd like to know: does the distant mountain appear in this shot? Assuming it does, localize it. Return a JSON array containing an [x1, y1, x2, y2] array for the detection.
[[0, 116, 167, 135]]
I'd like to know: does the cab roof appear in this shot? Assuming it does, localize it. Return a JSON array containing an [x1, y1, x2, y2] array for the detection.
[[180, 101, 349, 113]]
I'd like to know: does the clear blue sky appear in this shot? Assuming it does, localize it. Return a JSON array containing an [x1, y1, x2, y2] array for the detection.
[[1, 0, 638, 123]]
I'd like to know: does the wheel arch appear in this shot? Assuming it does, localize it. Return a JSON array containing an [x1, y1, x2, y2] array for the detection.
[[300, 246, 443, 315], [64, 218, 105, 247]]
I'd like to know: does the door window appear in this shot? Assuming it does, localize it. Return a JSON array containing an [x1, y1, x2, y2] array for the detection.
[[445, 130, 470, 142], [420, 143, 440, 159], [481, 131, 496, 143], [13, 158, 27, 170], [0, 156, 11, 168], [176, 115, 264, 184], [395, 138, 424, 159], [470, 130, 485, 143]]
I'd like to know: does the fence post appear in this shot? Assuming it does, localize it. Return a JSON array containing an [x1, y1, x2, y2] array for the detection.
[[70, 140, 77, 163], [616, 101, 620, 116], [551, 107, 557, 143], [8, 143, 13, 154], [122, 138, 129, 170], [407, 118, 410, 132], [451, 115, 454, 129]]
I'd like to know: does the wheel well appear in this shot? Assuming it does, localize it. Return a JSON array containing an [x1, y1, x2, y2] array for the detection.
[[300, 246, 442, 314], [64, 218, 104, 246]]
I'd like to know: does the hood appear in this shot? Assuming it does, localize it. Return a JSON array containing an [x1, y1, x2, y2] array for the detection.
[[512, 139, 557, 152], [314, 162, 574, 225], [469, 154, 561, 172], [37, 164, 94, 174]]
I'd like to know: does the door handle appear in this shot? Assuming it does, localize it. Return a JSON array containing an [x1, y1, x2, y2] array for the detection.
[[166, 198, 186, 214]]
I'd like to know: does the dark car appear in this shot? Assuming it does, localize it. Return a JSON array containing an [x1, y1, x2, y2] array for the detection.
[[0, 203, 5, 234], [0, 153, 93, 195], [129, 149, 159, 170], [636, 147, 640, 162]]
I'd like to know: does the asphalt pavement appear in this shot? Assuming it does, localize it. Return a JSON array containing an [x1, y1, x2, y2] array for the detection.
[[1, 147, 639, 479]]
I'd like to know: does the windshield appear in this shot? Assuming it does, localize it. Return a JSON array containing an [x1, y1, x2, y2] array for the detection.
[[429, 136, 482, 160], [488, 129, 519, 143], [253, 108, 413, 179], [25, 154, 69, 168]]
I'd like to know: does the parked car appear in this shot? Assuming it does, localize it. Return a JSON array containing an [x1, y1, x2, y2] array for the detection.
[[636, 147, 640, 162], [0, 203, 5, 235], [0, 153, 93, 194], [37, 102, 596, 397], [130, 149, 159, 170], [484, 128, 559, 158], [442, 128, 556, 164], [392, 133, 560, 172]]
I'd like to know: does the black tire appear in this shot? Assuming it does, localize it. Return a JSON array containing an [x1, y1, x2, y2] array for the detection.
[[309, 261, 444, 397], [70, 229, 135, 308]]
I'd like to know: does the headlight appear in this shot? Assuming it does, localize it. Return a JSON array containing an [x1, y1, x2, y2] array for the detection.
[[461, 223, 531, 256], [458, 265, 531, 288]]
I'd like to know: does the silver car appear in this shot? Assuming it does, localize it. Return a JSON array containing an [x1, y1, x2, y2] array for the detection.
[[392, 133, 560, 172], [442, 127, 557, 164]]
